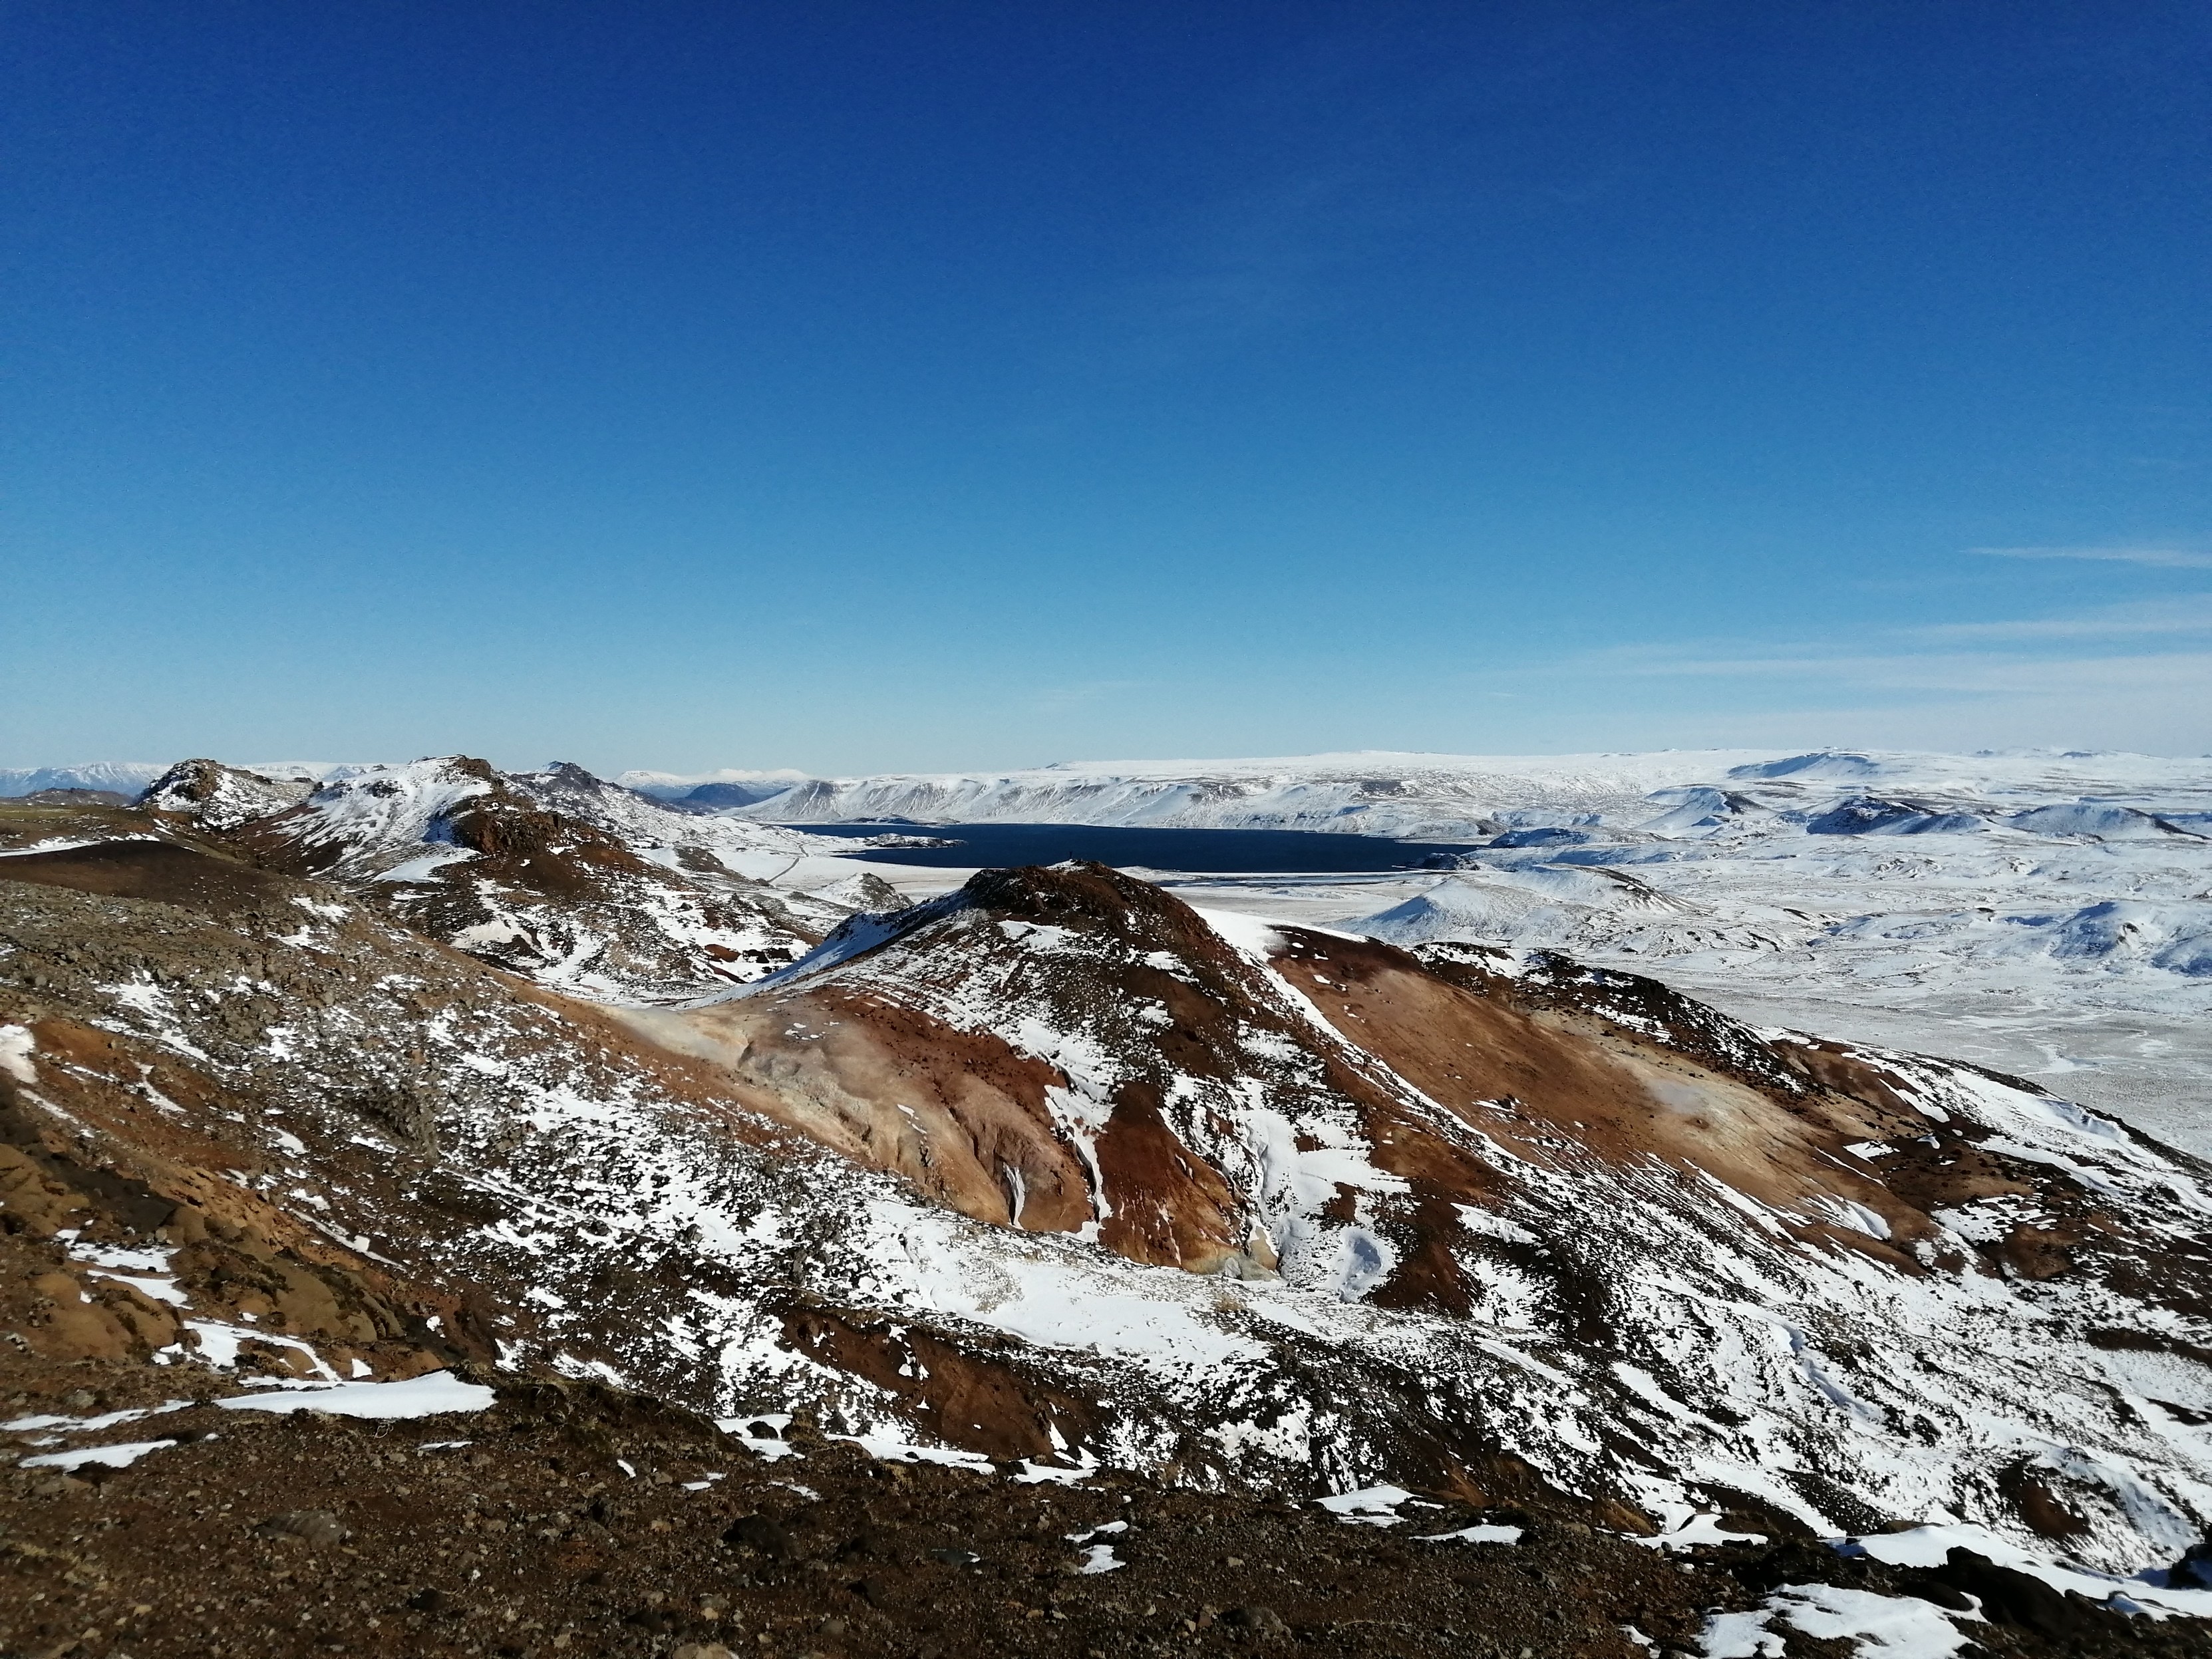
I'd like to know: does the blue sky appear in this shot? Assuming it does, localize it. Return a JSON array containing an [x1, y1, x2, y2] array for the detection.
[[6, 2, 2209, 773]]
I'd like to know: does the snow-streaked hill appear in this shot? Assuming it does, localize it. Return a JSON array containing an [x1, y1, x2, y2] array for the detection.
[[0, 760, 358, 798], [134, 757, 852, 999], [1179, 754, 2212, 1154], [0, 760, 185, 798], [11, 845, 2212, 1584], [724, 750, 1786, 836], [617, 766, 813, 808], [17, 747, 2211, 1140]]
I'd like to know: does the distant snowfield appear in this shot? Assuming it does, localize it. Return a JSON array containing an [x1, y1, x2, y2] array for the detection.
[[638, 746, 2211, 835], [644, 748, 1799, 834], [709, 748, 2212, 1155]]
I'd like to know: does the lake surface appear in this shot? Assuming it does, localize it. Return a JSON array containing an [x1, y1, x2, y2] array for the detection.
[[789, 822, 1484, 873]]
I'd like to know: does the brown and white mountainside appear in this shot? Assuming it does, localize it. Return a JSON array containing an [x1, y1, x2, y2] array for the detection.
[[5, 790, 2212, 1655], [629, 864, 2212, 1553], [138, 758, 842, 998]]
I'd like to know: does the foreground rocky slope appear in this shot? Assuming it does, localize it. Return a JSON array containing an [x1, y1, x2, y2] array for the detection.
[[9, 1353, 2203, 1659], [5, 790, 2212, 1652]]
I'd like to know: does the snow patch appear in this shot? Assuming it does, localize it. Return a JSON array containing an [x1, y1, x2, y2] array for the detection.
[[214, 1370, 496, 1420], [22, 1439, 180, 1471], [0, 1024, 37, 1084]]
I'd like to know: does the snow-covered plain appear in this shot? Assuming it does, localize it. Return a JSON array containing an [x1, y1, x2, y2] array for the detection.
[[736, 750, 2212, 1155]]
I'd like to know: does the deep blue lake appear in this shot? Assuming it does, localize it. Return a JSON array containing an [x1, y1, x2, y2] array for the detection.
[[787, 822, 1484, 873]]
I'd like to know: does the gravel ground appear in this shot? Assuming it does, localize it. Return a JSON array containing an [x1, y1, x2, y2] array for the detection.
[[5, 1344, 2207, 1659]]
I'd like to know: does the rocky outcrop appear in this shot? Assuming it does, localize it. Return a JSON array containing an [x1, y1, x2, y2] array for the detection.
[[138, 756, 317, 830]]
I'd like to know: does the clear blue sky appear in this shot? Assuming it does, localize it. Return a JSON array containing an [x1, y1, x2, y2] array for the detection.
[[6, 2, 2209, 773]]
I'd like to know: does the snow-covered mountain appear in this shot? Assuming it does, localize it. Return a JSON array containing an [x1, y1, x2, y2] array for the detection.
[[0, 760, 357, 798], [134, 757, 849, 999], [617, 766, 814, 809], [19, 748, 2207, 1134], [613, 863, 2212, 1573], [716, 750, 1773, 835], [0, 760, 179, 798], [660, 746, 2210, 1152], [27, 746, 2207, 833], [705, 747, 2212, 837], [1223, 753, 2212, 1155]]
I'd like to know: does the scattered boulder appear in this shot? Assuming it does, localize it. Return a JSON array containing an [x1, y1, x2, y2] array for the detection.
[[1224, 1603, 1291, 1639], [1926, 1548, 2106, 1644], [255, 1509, 347, 1547], [2170, 1532, 2212, 1588], [722, 1513, 795, 1559]]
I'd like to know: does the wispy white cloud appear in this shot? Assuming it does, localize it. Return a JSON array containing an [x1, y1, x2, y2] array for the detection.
[[1434, 541, 2212, 751], [1583, 645, 2212, 693], [1905, 594, 2212, 642], [1971, 543, 2212, 569]]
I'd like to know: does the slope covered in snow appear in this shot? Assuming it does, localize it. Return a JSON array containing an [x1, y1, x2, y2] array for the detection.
[[724, 750, 1787, 837], [609, 861, 2212, 1577], [0, 760, 352, 798], [1245, 755, 2212, 1154], [7, 777, 2212, 1638], [15, 747, 2209, 1137], [711, 747, 2212, 839], [617, 766, 814, 809], [1, 761, 182, 799]]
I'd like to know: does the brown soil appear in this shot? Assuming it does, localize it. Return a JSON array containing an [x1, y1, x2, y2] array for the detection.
[[6, 1344, 2199, 1659], [17, 790, 131, 808], [0, 841, 306, 921]]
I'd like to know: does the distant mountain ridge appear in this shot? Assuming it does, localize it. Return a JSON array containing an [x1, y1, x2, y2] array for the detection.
[[19, 747, 2207, 828], [625, 747, 2212, 840]]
